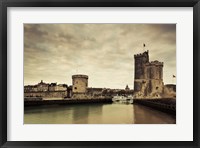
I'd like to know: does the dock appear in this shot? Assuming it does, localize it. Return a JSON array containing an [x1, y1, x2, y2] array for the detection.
[[133, 98, 176, 115], [24, 98, 113, 106]]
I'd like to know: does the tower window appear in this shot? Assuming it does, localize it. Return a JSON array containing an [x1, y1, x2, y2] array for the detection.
[[74, 87, 77, 90]]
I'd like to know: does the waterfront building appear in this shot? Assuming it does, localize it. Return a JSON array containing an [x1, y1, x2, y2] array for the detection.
[[57, 84, 68, 91], [134, 50, 164, 98], [49, 83, 67, 91], [48, 83, 57, 91], [24, 80, 68, 98], [67, 85, 72, 98], [24, 85, 37, 92], [37, 80, 49, 92], [125, 85, 130, 91], [87, 88, 104, 97]]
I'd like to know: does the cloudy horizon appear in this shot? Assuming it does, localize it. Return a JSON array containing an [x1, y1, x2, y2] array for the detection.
[[24, 24, 176, 89]]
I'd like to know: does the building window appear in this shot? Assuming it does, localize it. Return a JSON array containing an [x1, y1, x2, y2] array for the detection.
[[75, 87, 77, 90]]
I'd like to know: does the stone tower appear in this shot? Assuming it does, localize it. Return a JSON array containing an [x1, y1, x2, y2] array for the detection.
[[72, 74, 88, 99], [134, 50, 164, 98], [72, 74, 88, 93]]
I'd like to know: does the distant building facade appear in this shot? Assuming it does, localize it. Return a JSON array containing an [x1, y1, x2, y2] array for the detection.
[[125, 85, 130, 91], [24, 80, 67, 93], [49, 83, 68, 91], [37, 80, 49, 92], [24, 85, 37, 92], [87, 88, 104, 97], [24, 80, 68, 98]]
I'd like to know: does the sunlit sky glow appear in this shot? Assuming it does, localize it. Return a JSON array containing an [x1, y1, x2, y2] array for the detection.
[[24, 24, 176, 89]]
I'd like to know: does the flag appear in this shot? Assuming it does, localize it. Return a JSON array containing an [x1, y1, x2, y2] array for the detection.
[[143, 43, 145, 47], [173, 75, 176, 78]]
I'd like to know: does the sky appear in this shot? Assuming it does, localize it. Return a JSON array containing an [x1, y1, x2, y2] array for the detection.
[[24, 24, 176, 89]]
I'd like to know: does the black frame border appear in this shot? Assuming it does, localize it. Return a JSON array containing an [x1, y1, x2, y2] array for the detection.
[[0, 0, 199, 147]]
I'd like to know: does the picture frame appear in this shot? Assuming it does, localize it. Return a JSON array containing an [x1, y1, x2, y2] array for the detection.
[[0, 0, 199, 147]]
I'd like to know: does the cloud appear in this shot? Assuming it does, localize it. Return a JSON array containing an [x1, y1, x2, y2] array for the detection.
[[24, 24, 176, 88]]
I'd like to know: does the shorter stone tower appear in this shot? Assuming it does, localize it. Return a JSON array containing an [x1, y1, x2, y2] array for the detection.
[[134, 51, 164, 98], [72, 74, 88, 99]]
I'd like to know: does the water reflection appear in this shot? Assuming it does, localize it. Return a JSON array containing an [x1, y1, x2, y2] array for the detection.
[[133, 104, 176, 124], [24, 103, 175, 124], [72, 104, 103, 124]]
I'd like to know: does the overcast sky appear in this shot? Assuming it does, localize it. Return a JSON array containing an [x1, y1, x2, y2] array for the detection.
[[24, 24, 176, 89]]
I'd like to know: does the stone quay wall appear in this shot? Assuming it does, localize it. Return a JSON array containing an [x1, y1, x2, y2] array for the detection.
[[24, 91, 67, 98]]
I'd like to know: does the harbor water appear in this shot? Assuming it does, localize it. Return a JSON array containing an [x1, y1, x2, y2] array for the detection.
[[24, 103, 176, 124]]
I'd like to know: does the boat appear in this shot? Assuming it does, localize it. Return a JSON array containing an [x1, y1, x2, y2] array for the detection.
[[112, 95, 133, 104]]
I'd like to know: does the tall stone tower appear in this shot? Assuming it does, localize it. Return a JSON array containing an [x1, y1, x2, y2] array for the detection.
[[72, 74, 88, 93], [134, 50, 164, 98], [72, 74, 88, 99], [134, 50, 149, 91]]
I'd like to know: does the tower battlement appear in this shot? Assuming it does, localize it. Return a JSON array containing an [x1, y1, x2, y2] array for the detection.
[[146, 60, 164, 66], [72, 74, 88, 79], [134, 50, 149, 58]]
